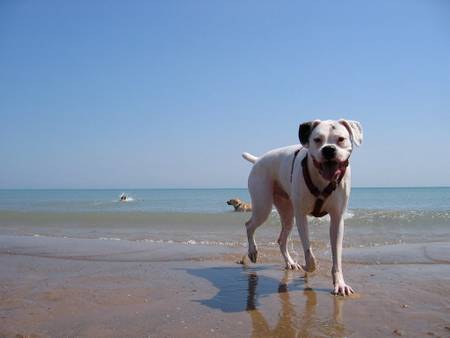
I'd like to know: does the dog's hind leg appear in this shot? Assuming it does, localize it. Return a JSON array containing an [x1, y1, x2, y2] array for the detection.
[[246, 175, 273, 263], [274, 195, 302, 270]]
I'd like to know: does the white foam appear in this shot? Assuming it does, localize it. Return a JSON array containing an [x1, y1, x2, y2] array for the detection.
[[307, 210, 355, 223], [117, 193, 135, 203], [271, 208, 353, 223]]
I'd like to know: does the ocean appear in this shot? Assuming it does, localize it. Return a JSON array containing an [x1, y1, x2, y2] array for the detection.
[[1, 188, 449, 251]]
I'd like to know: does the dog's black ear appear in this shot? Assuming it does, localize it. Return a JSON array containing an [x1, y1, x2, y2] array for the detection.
[[299, 120, 320, 146]]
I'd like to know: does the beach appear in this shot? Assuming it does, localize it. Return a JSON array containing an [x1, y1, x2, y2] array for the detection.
[[3, 0, 450, 336], [1, 189, 450, 337], [1, 236, 449, 338]]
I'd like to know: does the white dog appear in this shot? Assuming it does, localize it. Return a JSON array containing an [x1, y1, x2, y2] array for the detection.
[[242, 119, 363, 296]]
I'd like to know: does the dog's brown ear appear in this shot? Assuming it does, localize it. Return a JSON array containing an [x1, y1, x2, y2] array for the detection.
[[339, 119, 363, 146], [299, 120, 320, 146]]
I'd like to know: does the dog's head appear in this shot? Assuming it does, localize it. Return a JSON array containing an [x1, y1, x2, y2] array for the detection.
[[227, 198, 242, 207], [299, 119, 363, 181]]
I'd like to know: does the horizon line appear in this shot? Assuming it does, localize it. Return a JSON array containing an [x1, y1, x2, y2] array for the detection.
[[0, 186, 449, 190]]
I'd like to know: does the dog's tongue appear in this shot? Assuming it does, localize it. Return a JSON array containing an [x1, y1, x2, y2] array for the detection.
[[321, 161, 341, 181]]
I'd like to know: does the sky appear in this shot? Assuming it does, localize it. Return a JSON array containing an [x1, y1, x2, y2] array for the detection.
[[1, 0, 450, 188]]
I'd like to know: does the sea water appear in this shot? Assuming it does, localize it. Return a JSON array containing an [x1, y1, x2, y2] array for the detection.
[[0, 188, 449, 249]]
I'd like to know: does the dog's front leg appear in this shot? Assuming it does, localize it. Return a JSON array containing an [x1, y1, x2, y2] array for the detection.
[[329, 213, 354, 296], [295, 212, 317, 273]]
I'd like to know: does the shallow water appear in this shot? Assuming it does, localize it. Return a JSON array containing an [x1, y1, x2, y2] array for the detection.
[[0, 188, 449, 251], [2, 189, 449, 338], [1, 235, 449, 338], [1, 187, 450, 212]]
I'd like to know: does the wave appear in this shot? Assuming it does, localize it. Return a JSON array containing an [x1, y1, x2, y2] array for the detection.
[[28, 234, 268, 249], [0, 207, 446, 253], [345, 209, 450, 227]]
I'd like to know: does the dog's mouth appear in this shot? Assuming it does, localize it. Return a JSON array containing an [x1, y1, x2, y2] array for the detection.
[[314, 159, 347, 181]]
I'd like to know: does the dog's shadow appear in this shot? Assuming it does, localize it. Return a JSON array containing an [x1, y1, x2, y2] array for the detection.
[[183, 265, 348, 337], [185, 266, 303, 312]]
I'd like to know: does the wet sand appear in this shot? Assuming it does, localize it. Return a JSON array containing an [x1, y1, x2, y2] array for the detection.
[[1, 235, 449, 338]]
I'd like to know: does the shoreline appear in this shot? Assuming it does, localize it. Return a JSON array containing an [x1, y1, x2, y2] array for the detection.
[[1, 235, 449, 337]]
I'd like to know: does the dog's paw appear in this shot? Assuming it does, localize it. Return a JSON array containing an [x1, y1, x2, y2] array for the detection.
[[302, 249, 317, 273], [248, 249, 258, 263], [332, 282, 354, 296], [285, 262, 304, 271], [301, 263, 317, 273]]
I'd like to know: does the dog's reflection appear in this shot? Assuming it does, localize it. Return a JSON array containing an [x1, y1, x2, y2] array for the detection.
[[246, 271, 345, 338], [185, 266, 347, 337]]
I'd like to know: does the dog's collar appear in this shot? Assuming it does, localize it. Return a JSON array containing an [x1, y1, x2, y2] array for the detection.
[[301, 154, 348, 217]]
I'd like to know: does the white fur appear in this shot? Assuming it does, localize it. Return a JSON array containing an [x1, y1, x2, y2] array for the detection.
[[242, 119, 363, 296], [242, 152, 258, 164]]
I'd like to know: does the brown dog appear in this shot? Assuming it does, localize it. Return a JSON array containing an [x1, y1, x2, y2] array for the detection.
[[227, 198, 252, 212]]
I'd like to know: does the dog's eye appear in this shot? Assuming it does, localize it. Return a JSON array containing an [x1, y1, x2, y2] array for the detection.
[[338, 137, 345, 143], [313, 137, 322, 144]]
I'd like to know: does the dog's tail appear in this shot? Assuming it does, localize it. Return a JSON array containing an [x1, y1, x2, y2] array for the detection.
[[242, 152, 258, 164]]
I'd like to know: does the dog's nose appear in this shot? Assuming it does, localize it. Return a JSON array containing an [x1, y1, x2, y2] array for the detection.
[[322, 146, 336, 160]]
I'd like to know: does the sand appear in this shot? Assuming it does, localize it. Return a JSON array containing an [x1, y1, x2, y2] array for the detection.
[[1, 235, 449, 338]]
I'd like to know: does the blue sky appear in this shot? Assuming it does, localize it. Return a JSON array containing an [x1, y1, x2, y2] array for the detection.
[[1, 0, 449, 188]]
